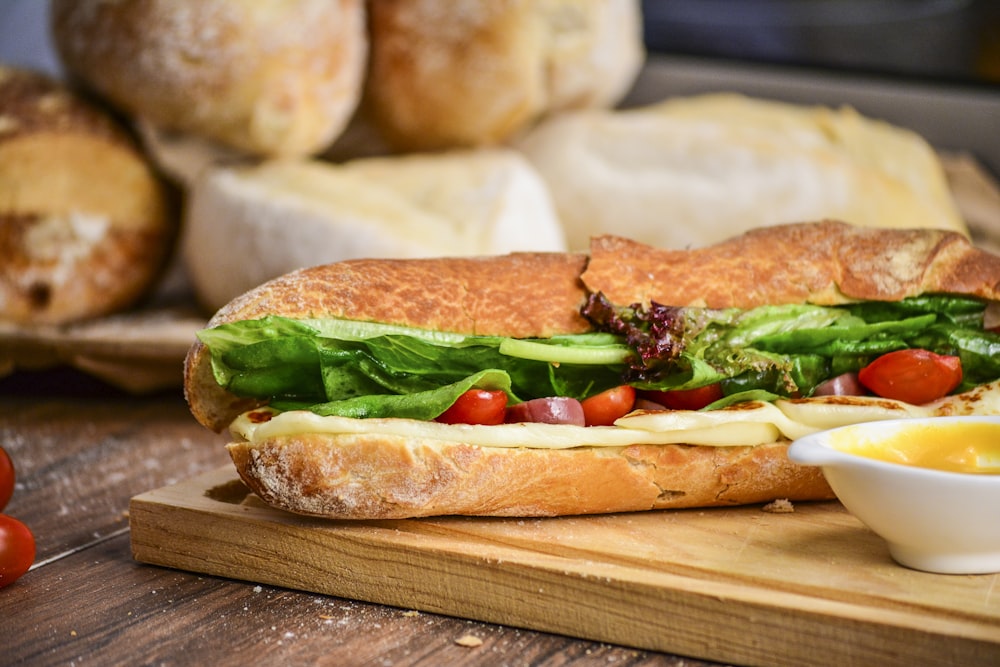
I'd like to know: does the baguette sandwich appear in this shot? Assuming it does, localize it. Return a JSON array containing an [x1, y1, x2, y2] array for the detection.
[[184, 221, 1000, 519]]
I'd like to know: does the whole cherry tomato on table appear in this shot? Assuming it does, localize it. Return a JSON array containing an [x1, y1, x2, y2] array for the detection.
[[858, 349, 963, 405], [0, 447, 14, 512], [0, 514, 35, 589]]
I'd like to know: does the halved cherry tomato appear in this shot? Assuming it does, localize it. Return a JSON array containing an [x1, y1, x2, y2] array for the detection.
[[0, 514, 35, 589], [435, 389, 508, 425], [0, 447, 13, 512], [858, 349, 962, 405], [642, 383, 724, 411], [581, 386, 636, 426]]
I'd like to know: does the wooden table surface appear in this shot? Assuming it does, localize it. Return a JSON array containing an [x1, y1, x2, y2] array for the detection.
[[0, 369, 724, 667]]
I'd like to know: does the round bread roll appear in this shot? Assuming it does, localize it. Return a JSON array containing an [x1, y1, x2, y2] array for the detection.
[[514, 93, 968, 251], [0, 65, 173, 326], [365, 0, 644, 151], [183, 149, 567, 312], [50, 0, 367, 158]]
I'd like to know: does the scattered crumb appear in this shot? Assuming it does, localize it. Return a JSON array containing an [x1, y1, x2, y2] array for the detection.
[[454, 634, 483, 648], [402, 610, 421, 617], [762, 498, 794, 513]]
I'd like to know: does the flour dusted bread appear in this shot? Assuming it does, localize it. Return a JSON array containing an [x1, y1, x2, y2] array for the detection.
[[515, 94, 967, 251], [51, 0, 367, 158], [365, 0, 644, 151], [182, 149, 567, 312], [0, 66, 172, 325]]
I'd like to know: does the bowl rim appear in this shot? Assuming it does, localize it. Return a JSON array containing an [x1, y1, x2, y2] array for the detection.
[[787, 415, 1000, 483]]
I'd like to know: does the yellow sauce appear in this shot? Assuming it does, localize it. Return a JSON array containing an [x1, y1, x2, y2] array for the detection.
[[831, 422, 1000, 474]]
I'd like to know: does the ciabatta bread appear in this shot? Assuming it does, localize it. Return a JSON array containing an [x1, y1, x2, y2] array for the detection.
[[514, 94, 967, 251], [181, 149, 567, 312], [0, 66, 173, 325]]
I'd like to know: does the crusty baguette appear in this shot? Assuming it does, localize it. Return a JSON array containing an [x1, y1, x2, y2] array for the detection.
[[228, 434, 830, 519], [185, 220, 1000, 518]]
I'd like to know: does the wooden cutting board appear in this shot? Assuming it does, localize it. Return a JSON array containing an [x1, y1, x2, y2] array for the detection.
[[129, 467, 1000, 666]]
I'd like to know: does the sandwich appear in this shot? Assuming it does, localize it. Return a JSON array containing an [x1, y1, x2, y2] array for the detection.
[[183, 220, 1000, 519]]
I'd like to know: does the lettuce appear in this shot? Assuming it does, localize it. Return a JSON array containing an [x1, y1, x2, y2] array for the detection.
[[197, 295, 1000, 418]]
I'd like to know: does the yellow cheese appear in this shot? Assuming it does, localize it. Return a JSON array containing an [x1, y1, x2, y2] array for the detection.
[[230, 381, 1000, 450]]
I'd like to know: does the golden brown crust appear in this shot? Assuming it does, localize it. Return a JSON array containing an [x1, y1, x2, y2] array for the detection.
[[584, 220, 1000, 309], [227, 434, 832, 519], [0, 66, 173, 325], [51, 0, 367, 158]]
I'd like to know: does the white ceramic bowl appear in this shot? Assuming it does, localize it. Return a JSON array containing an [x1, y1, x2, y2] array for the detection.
[[787, 416, 1000, 574]]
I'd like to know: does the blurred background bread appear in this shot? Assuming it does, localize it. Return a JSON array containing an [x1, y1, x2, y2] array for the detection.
[[50, 0, 368, 159], [514, 93, 968, 251], [0, 65, 173, 325], [364, 0, 645, 151], [183, 149, 566, 311]]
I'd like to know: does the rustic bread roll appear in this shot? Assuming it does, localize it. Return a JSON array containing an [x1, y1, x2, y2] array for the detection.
[[182, 149, 567, 312], [514, 93, 968, 251], [50, 0, 367, 158], [0, 66, 173, 325], [365, 0, 644, 151]]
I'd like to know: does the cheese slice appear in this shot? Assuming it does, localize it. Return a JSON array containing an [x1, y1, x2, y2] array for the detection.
[[231, 382, 1000, 450]]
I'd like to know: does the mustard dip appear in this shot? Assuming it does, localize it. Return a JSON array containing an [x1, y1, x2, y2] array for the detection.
[[830, 422, 1000, 474]]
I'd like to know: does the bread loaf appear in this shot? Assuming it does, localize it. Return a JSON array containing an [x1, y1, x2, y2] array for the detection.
[[515, 93, 968, 251], [365, 0, 644, 151], [182, 149, 567, 312], [0, 66, 173, 325], [51, 0, 368, 158]]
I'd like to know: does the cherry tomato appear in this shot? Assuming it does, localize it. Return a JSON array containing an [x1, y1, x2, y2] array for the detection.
[[642, 383, 724, 411], [858, 349, 962, 405], [581, 386, 636, 426], [0, 447, 13, 512], [0, 514, 35, 589], [436, 389, 508, 425]]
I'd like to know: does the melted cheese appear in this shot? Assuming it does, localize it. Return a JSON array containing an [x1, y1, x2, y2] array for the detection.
[[230, 382, 1000, 450]]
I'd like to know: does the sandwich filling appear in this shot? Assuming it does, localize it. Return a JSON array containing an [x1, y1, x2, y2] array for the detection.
[[199, 292, 1000, 445]]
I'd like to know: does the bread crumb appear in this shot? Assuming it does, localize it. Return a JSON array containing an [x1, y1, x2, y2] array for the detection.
[[762, 498, 794, 513], [402, 610, 421, 617], [454, 634, 483, 648]]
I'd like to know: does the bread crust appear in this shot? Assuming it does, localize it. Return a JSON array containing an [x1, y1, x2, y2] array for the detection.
[[51, 0, 367, 158], [0, 66, 173, 325], [227, 433, 832, 519], [584, 220, 1000, 309]]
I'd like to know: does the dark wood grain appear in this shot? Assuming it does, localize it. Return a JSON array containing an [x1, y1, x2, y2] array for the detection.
[[0, 376, 723, 667]]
